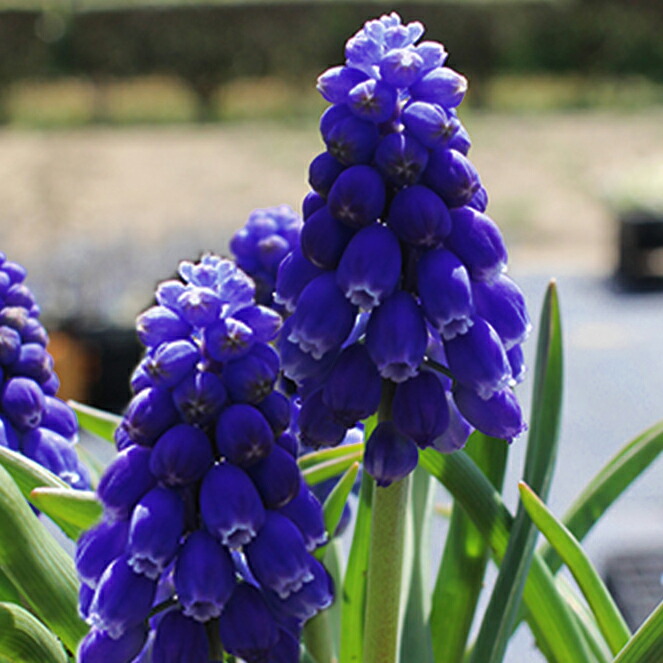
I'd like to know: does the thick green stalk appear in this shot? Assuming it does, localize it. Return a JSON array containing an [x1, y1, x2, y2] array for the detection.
[[363, 382, 410, 663], [363, 474, 411, 663]]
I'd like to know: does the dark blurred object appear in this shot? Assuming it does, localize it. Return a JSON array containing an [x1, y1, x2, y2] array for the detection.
[[2, 1, 663, 121], [49, 323, 142, 415], [616, 211, 663, 290], [605, 549, 663, 630]]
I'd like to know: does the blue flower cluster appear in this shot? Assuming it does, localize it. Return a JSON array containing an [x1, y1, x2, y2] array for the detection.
[[231, 207, 360, 538], [76, 255, 332, 663], [276, 13, 530, 487], [0, 253, 88, 490], [230, 205, 302, 309]]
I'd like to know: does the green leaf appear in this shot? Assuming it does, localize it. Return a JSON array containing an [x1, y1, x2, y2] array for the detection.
[[0, 602, 68, 663], [321, 540, 344, 653], [0, 465, 88, 654], [400, 466, 435, 663], [430, 433, 508, 663], [301, 449, 363, 487], [68, 400, 121, 443], [0, 567, 21, 604], [0, 447, 83, 539], [543, 418, 663, 574], [0, 446, 69, 494], [471, 280, 565, 663], [613, 599, 663, 663], [339, 471, 373, 663], [519, 481, 630, 654], [555, 577, 612, 663], [298, 442, 364, 471], [302, 608, 334, 663], [420, 447, 595, 663], [300, 644, 320, 663], [29, 488, 102, 536], [314, 461, 359, 562], [305, 466, 355, 663]]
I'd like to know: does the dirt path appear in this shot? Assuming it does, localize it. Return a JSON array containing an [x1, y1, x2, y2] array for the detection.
[[2, 109, 663, 323]]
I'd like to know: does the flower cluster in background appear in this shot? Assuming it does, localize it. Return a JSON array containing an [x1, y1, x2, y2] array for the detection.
[[275, 12, 530, 486], [76, 255, 332, 663], [0, 253, 89, 490], [230, 205, 303, 309]]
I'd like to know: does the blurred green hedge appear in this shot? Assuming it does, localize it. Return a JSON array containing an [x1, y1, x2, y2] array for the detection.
[[1, 1, 662, 118]]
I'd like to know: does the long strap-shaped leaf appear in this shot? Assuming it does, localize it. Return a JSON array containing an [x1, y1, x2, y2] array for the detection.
[[314, 461, 360, 562], [0, 568, 21, 605], [513, 419, 663, 633], [30, 488, 103, 536], [543, 418, 663, 574], [0, 447, 82, 540], [68, 401, 121, 443], [420, 448, 594, 663], [429, 433, 508, 663], [470, 280, 565, 663], [301, 450, 363, 486], [339, 471, 373, 663], [298, 443, 364, 471], [613, 599, 663, 663], [0, 602, 68, 663], [0, 465, 88, 654], [305, 463, 359, 663], [519, 481, 630, 654], [400, 466, 435, 663], [555, 577, 612, 663], [0, 446, 69, 495]]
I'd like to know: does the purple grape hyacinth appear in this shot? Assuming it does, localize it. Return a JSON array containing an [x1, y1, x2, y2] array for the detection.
[[230, 205, 303, 309], [276, 12, 530, 486], [77, 255, 332, 663], [0, 252, 89, 490]]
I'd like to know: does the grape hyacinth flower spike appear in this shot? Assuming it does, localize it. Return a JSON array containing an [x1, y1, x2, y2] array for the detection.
[[76, 254, 332, 663], [277, 12, 530, 486], [230, 205, 303, 309], [0, 252, 89, 490], [231, 205, 362, 537]]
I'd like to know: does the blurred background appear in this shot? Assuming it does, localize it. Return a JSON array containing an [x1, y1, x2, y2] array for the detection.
[[1, 1, 662, 657]]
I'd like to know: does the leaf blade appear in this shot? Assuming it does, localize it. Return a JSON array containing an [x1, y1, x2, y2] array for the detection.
[[420, 447, 594, 663], [429, 433, 508, 663], [0, 602, 68, 663], [0, 465, 88, 653], [338, 470, 373, 663], [29, 488, 102, 534], [613, 599, 663, 663], [543, 418, 663, 573], [470, 280, 566, 663], [314, 461, 360, 562], [301, 450, 363, 487], [519, 481, 630, 654], [68, 400, 121, 443], [400, 466, 435, 663]]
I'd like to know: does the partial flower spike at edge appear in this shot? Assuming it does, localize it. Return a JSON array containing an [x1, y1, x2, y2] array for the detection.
[[0, 252, 89, 491]]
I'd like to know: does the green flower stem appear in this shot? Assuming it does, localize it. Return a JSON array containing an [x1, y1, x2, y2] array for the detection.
[[363, 474, 411, 663], [363, 381, 410, 663]]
